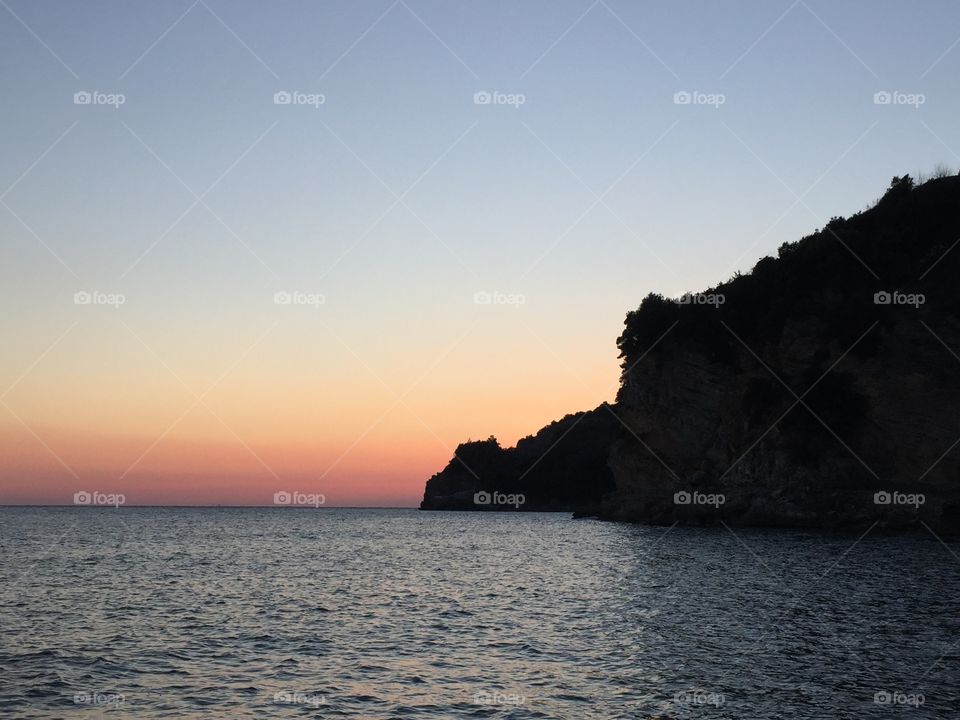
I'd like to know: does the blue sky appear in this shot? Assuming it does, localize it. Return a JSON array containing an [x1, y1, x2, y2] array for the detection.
[[4, 1, 958, 295]]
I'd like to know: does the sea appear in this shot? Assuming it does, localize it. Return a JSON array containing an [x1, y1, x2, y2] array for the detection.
[[1, 507, 957, 718]]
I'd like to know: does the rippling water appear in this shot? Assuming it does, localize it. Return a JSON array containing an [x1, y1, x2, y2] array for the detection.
[[1, 508, 957, 718]]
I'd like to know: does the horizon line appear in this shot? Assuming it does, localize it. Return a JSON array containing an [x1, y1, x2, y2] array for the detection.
[[0, 504, 421, 509]]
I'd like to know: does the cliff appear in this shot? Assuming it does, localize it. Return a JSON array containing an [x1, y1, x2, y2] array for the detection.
[[419, 405, 619, 512], [421, 175, 960, 532]]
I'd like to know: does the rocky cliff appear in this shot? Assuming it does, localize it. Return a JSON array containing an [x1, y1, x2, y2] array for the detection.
[[419, 405, 619, 512], [421, 175, 960, 532]]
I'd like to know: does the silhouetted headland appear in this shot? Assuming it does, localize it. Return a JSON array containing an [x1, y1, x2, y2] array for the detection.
[[421, 174, 960, 533]]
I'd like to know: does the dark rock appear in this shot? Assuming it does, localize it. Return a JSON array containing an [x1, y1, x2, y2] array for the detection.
[[421, 175, 960, 533], [419, 404, 619, 512]]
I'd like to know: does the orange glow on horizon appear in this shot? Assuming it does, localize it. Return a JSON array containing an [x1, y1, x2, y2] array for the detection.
[[1, 310, 621, 506]]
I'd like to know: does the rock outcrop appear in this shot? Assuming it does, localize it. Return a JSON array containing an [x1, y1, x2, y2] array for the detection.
[[421, 175, 960, 532], [419, 405, 618, 512]]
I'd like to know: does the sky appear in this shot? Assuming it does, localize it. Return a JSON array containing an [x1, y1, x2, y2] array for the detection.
[[1, 0, 959, 506]]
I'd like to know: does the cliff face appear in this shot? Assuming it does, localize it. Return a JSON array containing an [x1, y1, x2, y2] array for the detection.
[[609, 175, 960, 532], [419, 405, 619, 512], [608, 320, 960, 530], [421, 175, 960, 532]]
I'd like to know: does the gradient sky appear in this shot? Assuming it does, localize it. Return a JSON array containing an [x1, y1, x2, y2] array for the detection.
[[2, 0, 959, 506]]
